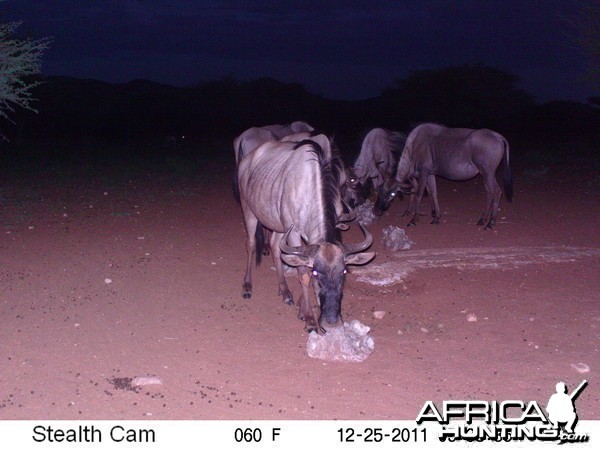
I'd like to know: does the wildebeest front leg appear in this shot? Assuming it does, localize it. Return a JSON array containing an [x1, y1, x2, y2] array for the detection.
[[270, 232, 294, 305], [296, 265, 319, 332]]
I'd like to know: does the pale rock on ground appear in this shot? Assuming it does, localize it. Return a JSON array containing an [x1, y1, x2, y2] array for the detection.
[[306, 320, 375, 363]]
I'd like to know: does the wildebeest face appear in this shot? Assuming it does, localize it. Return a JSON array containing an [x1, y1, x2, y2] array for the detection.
[[374, 179, 403, 216], [281, 242, 375, 329], [342, 170, 363, 208], [344, 179, 373, 209], [311, 243, 347, 327]]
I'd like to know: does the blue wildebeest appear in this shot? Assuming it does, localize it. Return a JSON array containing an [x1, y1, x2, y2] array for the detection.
[[235, 128, 354, 257], [232, 121, 315, 205], [345, 128, 406, 213], [236, 135, 375, 332], [380, 123, 513, 229], [233, 121, 314, 164]]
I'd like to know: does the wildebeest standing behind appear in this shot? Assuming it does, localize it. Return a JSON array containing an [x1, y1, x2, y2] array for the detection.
[[232, 121, 314, 164], [232, 121, 315, 254], [345, 128, 406, 213], [236, 136, 375, 332], [382, 123, 512, 229]]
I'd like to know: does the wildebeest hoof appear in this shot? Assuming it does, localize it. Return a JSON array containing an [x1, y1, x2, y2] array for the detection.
[[242, 283, 252, 299], [431, 218, 440, 224], [305, 321, 319, 333], [283, 296, 294, 306], [407, 221, 416, 227]]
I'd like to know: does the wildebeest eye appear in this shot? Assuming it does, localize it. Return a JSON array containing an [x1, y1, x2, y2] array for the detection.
[[312, 270, 319, 277], [343, 268, 348, 274], [390, 192, 396, 197]]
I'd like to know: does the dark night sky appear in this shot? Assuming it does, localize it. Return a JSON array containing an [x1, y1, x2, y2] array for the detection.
[[4, 0, 597, 102]]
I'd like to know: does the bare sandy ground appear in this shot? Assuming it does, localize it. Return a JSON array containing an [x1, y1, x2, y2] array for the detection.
[[1, 151, 598, 420]]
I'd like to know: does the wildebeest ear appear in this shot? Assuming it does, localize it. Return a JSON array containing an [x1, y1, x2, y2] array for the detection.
[[344, 251, 375, 266], [281, 254, 312, 267]]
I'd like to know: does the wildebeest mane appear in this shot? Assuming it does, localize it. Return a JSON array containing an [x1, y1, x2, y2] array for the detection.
[[384, 130, 407, 180], [298, 140, 342, 244]]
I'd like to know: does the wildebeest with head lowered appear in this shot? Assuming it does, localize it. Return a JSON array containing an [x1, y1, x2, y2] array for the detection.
[[346, 128, 406, 213], [237, 135, 375, 332], [380, 123, 512, 229]]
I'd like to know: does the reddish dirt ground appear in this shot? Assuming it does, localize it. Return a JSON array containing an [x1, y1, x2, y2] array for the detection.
[[1, 152, 598, 421]]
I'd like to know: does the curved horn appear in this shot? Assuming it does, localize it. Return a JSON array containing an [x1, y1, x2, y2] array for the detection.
[[337, 201, 357, 223], [342, 223, 373, 255], [337, 209, 356, 224], [279, 226, 306, 256]]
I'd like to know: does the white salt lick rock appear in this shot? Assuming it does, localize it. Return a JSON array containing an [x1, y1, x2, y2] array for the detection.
[[307, 320, 375, 363]]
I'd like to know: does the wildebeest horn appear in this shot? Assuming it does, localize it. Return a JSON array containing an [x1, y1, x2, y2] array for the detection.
[[280, 226, 319, 257], [279, 226, 306, 256], [341, 223, 373, 255], [337, 201, 357, 223]]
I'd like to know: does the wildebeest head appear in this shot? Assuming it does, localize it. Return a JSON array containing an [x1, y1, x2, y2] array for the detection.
[[343, 169, 372, 208], [373, 177, 410, 216], [279, 225, 375, 329]]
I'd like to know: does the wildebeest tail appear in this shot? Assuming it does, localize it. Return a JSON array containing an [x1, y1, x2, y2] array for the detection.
[[232, 141, 243, 203], [502, 139, 513, 203], [255, 222, 265, 266]]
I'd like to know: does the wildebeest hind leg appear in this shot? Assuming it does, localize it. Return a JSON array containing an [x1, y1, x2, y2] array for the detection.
[[408, 175, 428, 227], [242, 214, 258, 299], [427, 175, 441, 224], [477, 192, 494, 228], [478, 175, 501, 229], [263, 229, 272, 256]]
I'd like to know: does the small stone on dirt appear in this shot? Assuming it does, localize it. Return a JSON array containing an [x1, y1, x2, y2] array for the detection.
[[373, 311, 386, 319], [466, 313, 478, 322], [131, 376, 163, 387], [570, 363, 590, 374]]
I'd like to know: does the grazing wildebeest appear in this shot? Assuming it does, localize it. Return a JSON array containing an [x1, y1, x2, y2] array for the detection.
[[381, 123, 513, 229], [237, 136, 375, 332], [345, 128, 406, 213]]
